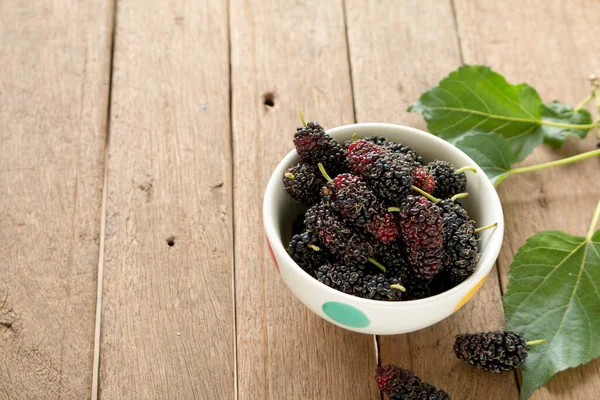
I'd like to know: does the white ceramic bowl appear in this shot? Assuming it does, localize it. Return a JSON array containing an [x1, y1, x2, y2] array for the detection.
[[263, 123, 504, 335]]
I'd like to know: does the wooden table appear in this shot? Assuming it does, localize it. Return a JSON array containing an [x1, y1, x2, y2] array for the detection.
[[2, 1, 599, 399]]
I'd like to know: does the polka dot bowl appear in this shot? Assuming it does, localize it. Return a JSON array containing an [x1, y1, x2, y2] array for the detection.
[[263, 123, 504, 335]]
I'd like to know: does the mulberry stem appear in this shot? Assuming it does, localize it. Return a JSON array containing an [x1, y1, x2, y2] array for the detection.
[[389, 283, 406, 292], [451, 193, 469, 202], [284, 172, 295, 180], [526, 339, 547, 346], [474, 222, 498, 233], [411, 185, 440, 203], [586, 199, 600, 241], [388, 207, 401, 213], [368, 257, 387, 273], [307, 244, 321, 251], [351, 132, 357, 142], [300, 108, 307, 127], [318, 163, 333, 183], [574, 92, 594, 112], [455, 166, 477, 174]]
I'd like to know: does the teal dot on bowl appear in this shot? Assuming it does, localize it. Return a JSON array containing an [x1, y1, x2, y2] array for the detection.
[[322, 302, 370, 328]]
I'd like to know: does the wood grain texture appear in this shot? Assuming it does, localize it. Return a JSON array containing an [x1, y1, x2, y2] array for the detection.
[[345, 0, 519, 398], [0, 1, 113, 399], [454, 0, 600, 398], [99, 0, 234, 398], [230, 1, 380, 398]]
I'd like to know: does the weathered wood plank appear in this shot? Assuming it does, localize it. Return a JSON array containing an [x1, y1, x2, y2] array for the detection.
[[230, 1, 380, 398], [345, 0, 519, 398], [454, 0, 600, 398], [99, 1, 234, 398], [0, 1, 113, 398]]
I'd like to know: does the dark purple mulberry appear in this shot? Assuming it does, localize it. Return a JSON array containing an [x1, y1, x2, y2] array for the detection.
[[304, 203, 376, 268], [377, 242, 432, 300], [317, 263, 363, 294], [287, 231, 329, 273], [353, 273, 404, 301], [283, 163, 325, 205], [445, 222, 480, 284], [427, 161, 467, 199], [363, 152, 415, 204], [454, 331, 530, 373]]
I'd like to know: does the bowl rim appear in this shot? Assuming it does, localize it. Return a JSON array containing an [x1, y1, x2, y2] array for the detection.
[[263, 122, 504, 308]]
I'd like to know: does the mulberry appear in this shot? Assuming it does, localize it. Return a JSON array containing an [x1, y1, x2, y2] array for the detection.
[[287, 231, 329, 273], [412, 166, 435, 194], [398, 195, 444, 278], [317, 263, 363, 294], [454, 331, 531, 373], [377, 242, 432, 300], [347, 139, 389, 174], [293, 121, 347, 174], [361, 136, 424, 165], [304, 203, 376, 268], [445, 222, 480, 284], [363, 152, 415, 204], [283, 163, 325, 205], [427, 161, 467, 199], [354, 273, 405, 301], [320, 170, 398, 243], [376, 365, 452, 400], [375, 364, 421, 397]]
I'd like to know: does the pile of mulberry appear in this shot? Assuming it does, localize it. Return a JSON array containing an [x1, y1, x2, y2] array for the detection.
[[282, 119, 483, 302]]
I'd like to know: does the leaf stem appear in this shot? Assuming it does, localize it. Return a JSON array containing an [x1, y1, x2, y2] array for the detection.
[[574, 93, 594, 112], [368, 258, 387, 273], [540, 120, 597, 130], [318, 163, 333, 183], [455, 166, 477, 174], [451, 193, 469, 202], [509, 149, 600, 175], [300, 108, 307, 127], [474, 222, 498, 233], [389, 284, 406, 292], [411, 185, 440, 203], [526, 339, 547, 346], [586, 199, 600, 241]]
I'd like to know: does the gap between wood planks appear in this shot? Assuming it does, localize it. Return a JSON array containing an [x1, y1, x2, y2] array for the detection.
[[449, 0, 519, 393], [340, 4, 383, 397], [226, 0, 239, 397], [91, 1, 118, 398]]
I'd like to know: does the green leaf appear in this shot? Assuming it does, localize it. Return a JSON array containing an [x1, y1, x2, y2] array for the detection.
[[409, 65, 595, 163], [540, 101, 593, 148], [503, 227, 600, 400], [454, 132, 514, 186], [408, 65, 544, 162]]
